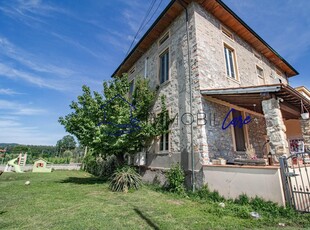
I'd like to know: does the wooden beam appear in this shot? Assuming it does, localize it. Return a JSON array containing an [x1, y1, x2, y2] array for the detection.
[[280, 103, 300, 118], [203, 96, 264, 118]]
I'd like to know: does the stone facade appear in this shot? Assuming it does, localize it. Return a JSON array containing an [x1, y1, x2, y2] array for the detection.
[[262, 98, 289, 157], [300, 119, 310, 151], [193, 3, 288, 90], [126, 2, 292, 178]]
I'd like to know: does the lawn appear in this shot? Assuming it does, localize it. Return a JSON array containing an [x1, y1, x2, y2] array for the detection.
[[0, 171, 309, 230]]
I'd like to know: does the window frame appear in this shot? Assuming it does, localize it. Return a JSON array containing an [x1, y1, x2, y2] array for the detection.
[[158, 31, 170, 47], [144, 57, 148, 78], [158, 48, 170, 85], [220, 24, 234, 41], [129, 79, 134, 98], [256, 65, 264, 78], [223, 43, 238, 80], [154, 107, 171, 154], [229, 109, 250, 152]]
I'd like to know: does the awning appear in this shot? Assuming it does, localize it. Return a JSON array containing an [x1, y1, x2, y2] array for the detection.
[[201, 84, 310, 119]]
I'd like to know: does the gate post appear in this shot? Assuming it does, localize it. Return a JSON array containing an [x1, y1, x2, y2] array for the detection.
[[279, 156, 292, 208]]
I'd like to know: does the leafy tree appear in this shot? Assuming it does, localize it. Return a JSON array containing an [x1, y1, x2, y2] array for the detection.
[[56, 135, 76, 156], [59, 76, 174, 163]]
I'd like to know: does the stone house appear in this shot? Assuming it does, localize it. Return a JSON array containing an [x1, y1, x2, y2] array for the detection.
[[112, 0, 310, 203]]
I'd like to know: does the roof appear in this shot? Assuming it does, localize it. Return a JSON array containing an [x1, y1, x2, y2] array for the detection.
[[201, 84, 310, 119], [295, 86, 310, 99], [112, 0, 298, 78]]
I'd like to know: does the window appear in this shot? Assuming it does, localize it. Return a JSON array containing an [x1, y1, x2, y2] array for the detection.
[[129, 80, 134, 98], [253, 49, 262, 60], [160, 132, 169, 152], [224, 45, 237, 79], [275, 68, 282, 77], [256, 65, 264, 78], [158, 32, 169, 46], [159, 49, 169, 84], [129, 66, 135, 75], [144, 57, 148, 78], [221, 25, 234, 40]]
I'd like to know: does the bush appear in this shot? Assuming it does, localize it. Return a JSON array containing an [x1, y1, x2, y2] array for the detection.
[[166, 163, 185, 194], [234, 194, 250, 205], [83, 154, 119, 178], [194, 185, 224, 202], [110, 166, 142, 192]]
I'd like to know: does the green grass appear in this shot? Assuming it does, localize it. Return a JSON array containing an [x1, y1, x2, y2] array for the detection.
[[0, 171, 309, 230]]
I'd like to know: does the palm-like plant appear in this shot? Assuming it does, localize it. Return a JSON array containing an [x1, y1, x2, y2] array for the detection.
[[110, 166, 142, 192]]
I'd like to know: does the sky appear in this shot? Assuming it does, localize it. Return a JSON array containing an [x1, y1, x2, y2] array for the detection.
[[0, 0, 309, 146]]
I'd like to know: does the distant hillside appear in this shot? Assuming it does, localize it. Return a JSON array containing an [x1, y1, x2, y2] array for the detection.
[[0, 143, 19, 148]]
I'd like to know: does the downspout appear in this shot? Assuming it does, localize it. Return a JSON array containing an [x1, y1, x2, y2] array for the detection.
[[178, 0, 195, 192]]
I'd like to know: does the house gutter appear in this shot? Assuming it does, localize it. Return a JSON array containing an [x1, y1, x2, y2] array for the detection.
[[178, 0, 195, 192]]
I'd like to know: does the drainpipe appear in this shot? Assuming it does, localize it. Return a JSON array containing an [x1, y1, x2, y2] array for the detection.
[[178, 0, 195, 192]]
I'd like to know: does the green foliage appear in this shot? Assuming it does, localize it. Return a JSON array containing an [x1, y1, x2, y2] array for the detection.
[[166, 163, 185, 194], [110, 166, 142, 192], [59, 76, 174, 161], [83, 152, 119, 178], [234, 193, 250, 205], [56, 135, 77, 156], [194, 185, 224, 202]]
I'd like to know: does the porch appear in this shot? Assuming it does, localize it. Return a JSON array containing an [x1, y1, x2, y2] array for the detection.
[[199, 84, 310, 206], [200, 84, 310, 163]]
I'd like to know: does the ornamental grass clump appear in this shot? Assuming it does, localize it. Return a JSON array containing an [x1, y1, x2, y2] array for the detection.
[[110, 166, 142, 192]]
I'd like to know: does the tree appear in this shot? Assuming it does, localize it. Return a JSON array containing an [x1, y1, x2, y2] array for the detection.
[[59, 76, 173, 163], [56, 135, 76, 156]]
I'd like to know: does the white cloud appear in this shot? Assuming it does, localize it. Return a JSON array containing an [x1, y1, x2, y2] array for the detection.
[[0, 36, 76, 77], [0, 99, 46, 116], [0, 63, 67, 90], [0, 125, 64, 145], [0, 88, 22, 95]]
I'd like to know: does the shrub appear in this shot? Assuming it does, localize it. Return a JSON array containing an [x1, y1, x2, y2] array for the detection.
[[166, 163, 185, 194], [234, 194, 250, 205], [195, 185, 224, 202], [110, 166, 142, 192], [83, 154, 119, 178]]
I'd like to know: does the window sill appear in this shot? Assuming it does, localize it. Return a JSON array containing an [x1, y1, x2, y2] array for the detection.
[[158, 80, 170, 89], [226, 76, 240, 84], [156, 151, 170, 155]]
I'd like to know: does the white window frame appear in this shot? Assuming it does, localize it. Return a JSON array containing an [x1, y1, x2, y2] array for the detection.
[[155, 107, 171, 153], [159, 48, 169, 85], [220, 24, 234, 41], [224, 44, 237, 80], [256, 65, 264, 78], [144, 57, 148, 78]]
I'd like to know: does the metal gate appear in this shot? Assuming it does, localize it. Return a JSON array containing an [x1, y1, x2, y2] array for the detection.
[[279, 152, 310, 213]]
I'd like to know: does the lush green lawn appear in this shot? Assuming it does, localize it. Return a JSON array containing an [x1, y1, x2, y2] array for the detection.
[[0, 171, 309, 230]]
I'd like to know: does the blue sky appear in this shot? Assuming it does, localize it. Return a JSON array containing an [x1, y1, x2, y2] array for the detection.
[[0, 0, 309, 145]]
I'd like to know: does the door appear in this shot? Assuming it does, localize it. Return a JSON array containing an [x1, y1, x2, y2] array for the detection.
[[232, 109, 246, 151]]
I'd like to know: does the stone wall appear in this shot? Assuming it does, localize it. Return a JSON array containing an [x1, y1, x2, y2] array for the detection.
[[262, 98, 289, 157], [193, 3, 288, 91], [247, 114, 267, 158], [127, 3, 203, 170], [300, 119, 310, 151], [124, 2, 290, 170], [202, 99, 234, 160]]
